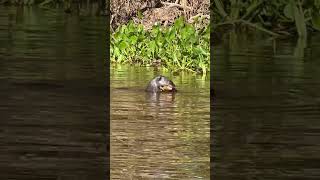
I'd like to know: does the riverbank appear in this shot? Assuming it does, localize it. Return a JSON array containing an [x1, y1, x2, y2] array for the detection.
[[110, 0, 210, 75], [110, 17, 209, 75]]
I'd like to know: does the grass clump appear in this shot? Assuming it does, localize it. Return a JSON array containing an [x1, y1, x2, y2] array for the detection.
[[110, 17, 210, 75]]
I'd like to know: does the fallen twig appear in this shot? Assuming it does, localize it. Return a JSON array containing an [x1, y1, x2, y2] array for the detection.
[[189, 13, 210, 21], [161, 1, 191, 10]]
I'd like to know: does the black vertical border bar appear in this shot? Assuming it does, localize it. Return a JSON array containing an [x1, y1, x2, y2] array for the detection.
[[105, 0, 111, 178], [210, 0, 214, 179]]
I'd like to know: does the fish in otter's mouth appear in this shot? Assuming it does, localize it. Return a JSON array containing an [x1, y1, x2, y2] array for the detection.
[[146, 75, 177, 93], [160, 84, 175, 92]]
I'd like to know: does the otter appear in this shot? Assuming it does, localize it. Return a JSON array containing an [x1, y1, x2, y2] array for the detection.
[[146, 75, 177, 93]]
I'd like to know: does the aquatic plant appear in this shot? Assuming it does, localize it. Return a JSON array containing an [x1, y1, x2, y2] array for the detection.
[[110, 17, 210, 75], [212, 0, 320, 37]]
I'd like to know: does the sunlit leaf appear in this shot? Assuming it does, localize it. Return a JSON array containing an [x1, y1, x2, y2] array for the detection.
[[129, 35, 138, 45], [119, 41, 128, 51]]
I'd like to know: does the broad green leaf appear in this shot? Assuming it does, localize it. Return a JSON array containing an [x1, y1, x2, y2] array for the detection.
[[119, 41, 128, 51], [129, 35, 138, 44]]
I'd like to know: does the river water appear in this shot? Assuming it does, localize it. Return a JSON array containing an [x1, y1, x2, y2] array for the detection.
[[0, 7, 108, 179], [212, 34, 320, 180], [4, 5, 318, 180], [110, 65, 210, 179]]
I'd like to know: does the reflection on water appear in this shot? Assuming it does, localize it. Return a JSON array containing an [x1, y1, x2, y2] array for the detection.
[[212, 33, 320, 180], [0, 7, 108, 179], [111, 65, 210, 179]]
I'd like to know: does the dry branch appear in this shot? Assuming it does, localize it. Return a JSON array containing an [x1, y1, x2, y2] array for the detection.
[[160, 1, 191, 10]]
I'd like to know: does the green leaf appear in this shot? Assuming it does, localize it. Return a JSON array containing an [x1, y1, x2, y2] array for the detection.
[[127, 20, 135, 33], [149, 40, 156, 53], [311, 11, 320, 31], [137, 11, 143, 19], [284, 3, 294, 20], [137, 24, 144, 32], [213, 0, 228, 18], [119, 41, 128, 51], [129, 35, 138, 44], [316, 0, 320, 8], [174, 16, 185, 29], [114, 47, 120, 57], [293, 2, 307, 37]]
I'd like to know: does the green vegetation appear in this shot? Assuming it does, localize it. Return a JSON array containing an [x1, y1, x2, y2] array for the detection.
[[212, 0, 320, 37], [111, 17, 210, 74]]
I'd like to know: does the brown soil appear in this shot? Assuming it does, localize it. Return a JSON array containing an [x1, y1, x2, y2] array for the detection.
[[110, 0, 209, 31]]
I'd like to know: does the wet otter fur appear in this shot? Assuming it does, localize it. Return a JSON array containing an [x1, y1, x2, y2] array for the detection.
[[146, 75, 177, 93]]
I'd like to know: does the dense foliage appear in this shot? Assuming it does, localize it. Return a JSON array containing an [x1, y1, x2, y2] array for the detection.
[[111, 17, 210, 74], [212, 0, 320, 37]]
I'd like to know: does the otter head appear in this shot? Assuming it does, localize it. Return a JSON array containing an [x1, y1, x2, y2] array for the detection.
[[146, 75, 177, 93], [156, 75, 176, 92]]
